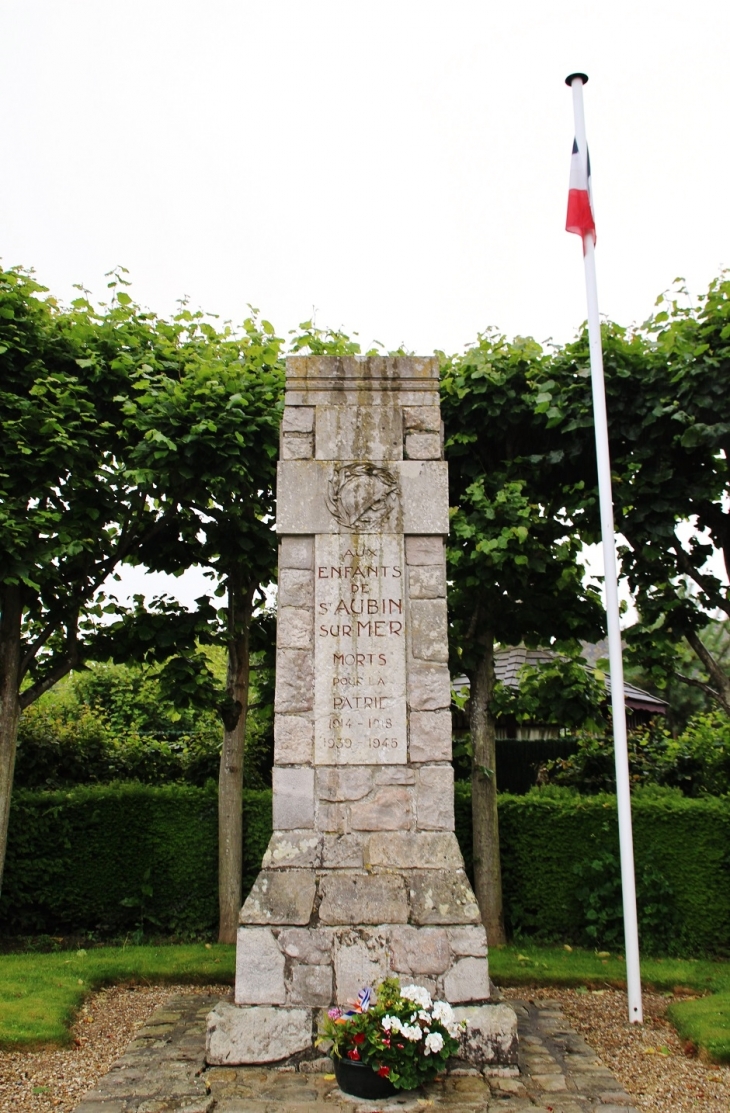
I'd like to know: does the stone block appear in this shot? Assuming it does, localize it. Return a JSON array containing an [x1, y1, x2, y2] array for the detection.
[[322, 834, 364, 868], [318, 873, 408, 924], [278, 568, 314, 608], [315, 404, 403, 461], [448, 925, 488, 957], [333, 930, 391, 1003], [409, 870, 481, 925], [234, 928, 286, 1005], [316, 767, 373, 802], [443, 956, 490, 1003], [416, 766, 454, 830], [288, 963, 332, 1007], [276, 607, 313, 650], [272, 767, 315, 830], [365, 831, 463, 870], [409, 710, 452, 762], [282, 406, 314, 433], [274, 714, 313, 765], [278, 927, 333, 964], [240, 871, 315, 925], [410, 599, 449, 662], [206, 1002, 311, 1064], [349, 786, 413, 830], [405, 536, 444, 565], [279, 536, 313, 569], [408, 564, 446, 599], [261, 832, 322, 869], [405, 432, 441, 460], [402, 406, 441, 433], [373, 766, 415, 785], [274, 649, 313, 713], [315, 802, 348, 833], [453, 1004, 519, 1068], [390, 926, 450, 974], [407, 664, 452, 710], [281, 433, 314, 459]]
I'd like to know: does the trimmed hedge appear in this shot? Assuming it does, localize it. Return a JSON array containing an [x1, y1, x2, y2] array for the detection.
[[3, 783, 729, 954]]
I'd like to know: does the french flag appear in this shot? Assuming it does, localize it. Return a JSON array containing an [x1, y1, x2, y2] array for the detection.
[[566, 137, 596, 248]]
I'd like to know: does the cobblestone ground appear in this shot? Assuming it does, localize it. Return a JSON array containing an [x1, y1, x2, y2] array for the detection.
[[74, 993, 638, 1113]]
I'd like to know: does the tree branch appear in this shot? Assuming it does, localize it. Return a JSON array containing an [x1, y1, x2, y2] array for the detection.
[[684, 629, 730, 712], [672, 537, 729, 617]]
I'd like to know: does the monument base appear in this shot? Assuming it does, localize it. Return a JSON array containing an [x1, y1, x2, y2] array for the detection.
[[206, 999, 519, 1072]]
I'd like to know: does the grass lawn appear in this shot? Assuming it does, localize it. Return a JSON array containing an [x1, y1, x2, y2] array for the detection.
[[2, 941, 729, 1064], [0, 943, 235, 1048], [489, 943, 730, 1064]]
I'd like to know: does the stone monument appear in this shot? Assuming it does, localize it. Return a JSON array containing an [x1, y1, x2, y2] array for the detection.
[[207, 356, 517, 1069]]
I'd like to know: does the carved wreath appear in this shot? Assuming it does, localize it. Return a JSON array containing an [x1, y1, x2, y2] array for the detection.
[[325, 463, 399, 529]]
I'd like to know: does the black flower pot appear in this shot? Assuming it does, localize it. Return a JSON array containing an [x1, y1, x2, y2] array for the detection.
[[334, 1056, 397, 1099]]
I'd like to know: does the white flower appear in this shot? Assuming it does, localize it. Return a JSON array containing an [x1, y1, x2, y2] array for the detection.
[[381, 1014, 402, 1033], [432, 1000, 455, 1026], [400, 1023, 422, 1042], [400, 985, 432, 1010], [425, 1031, 444, 1055], [418, 1009, 431, 1022]]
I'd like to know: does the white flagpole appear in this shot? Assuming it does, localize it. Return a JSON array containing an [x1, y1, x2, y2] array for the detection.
[[566, 72, 643, 1025]]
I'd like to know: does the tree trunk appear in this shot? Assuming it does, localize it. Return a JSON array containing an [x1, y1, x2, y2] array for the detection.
[[469, 631, 506, 945], [0, 585, 22, 896], [217, 576, 254, 943]]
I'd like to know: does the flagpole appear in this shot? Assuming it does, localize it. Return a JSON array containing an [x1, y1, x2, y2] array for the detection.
[[566, 72, 643, 1025]]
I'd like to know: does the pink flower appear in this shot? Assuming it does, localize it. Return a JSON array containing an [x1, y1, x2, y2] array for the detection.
[[328, 1007, 343, 1020]]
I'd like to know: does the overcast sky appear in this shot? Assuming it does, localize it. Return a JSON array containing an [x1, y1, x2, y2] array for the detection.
[[2, 1, 727, 611]]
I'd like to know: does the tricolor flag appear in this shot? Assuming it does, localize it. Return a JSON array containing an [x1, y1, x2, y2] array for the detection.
[[566, 137, 596, 247]]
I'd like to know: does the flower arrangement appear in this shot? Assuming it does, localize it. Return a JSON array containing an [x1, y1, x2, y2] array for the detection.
[[318, 977, 466, 1092]]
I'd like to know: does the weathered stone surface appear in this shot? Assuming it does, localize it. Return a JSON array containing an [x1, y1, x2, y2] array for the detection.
[[349, 786, 413, 830], [278, 568, 314, 608], [279, 536, 313, 569], [405, 535, 444, 565], [407, 564, 446, 599], [277, 606, 313, 650], [333, 930, 390, 1003], [272, 767, 315, 830], [281, 433, 314, 459], [409, 709, 452, 762], [261, 832, 321, 870], [235, 929, 286, 1005], [407, 663, 452, 710], [365, 831, 462, 870], [374, 765, 415, 784], [315, 801, 348, 833], [405, 432, 441, 459], [410, 599, 449, 662], [318, 873, 408, 924], [276, 460, 448, 534], [315, 404, 403, 461], [288, 964, 332, 1007], [274, 714, 313, 765], [278, 927, 333, 964], [448, 925, 488, 957], [416, 766, 454, 830], [314, 532, 406, 766], [282, 406, 314, 433], [444, 956, 490, 1003], [240, 871, 315, 925], [409, 871, 481, 925], [274, 649, 313, 713], [316, 767, 372, 801], [389, 926, 450, 974], [454, 1004, 519, 1066], [206, 1002, 311, 1064], [321, 834, 364, 868], [403, 406, 441, 433]]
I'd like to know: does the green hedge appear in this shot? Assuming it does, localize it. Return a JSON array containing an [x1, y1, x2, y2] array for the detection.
[[3, 783, 729, 954]]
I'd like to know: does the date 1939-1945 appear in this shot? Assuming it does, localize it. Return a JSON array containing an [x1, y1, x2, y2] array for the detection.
[[321, 737, 398, 749]]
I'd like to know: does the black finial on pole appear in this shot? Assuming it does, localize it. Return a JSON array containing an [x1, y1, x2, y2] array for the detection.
[[565, 72, 589, 87]]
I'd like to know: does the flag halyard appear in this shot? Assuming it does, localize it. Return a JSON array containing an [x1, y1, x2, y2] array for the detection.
[[566, 136, 596, 247]]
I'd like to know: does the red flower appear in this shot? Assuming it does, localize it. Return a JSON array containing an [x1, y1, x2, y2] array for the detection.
[[353, 1033, 365, 1044], [397, 1043, 405, 1049], [378, 1066, 390, 1078], [347, 1049, 361, 1061]]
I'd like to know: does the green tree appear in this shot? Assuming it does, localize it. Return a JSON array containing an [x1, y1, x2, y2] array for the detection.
[[441, 331, 604, 944]]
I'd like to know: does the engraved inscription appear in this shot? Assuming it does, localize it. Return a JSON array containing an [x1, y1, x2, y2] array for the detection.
[[314, 533, 406, 765]]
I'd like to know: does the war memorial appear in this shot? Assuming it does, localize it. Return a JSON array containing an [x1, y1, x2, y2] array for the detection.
[[206, 355, 518, 1071]]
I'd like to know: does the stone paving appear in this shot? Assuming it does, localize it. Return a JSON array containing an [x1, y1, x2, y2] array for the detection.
[[74, 993, 639, 1113]]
